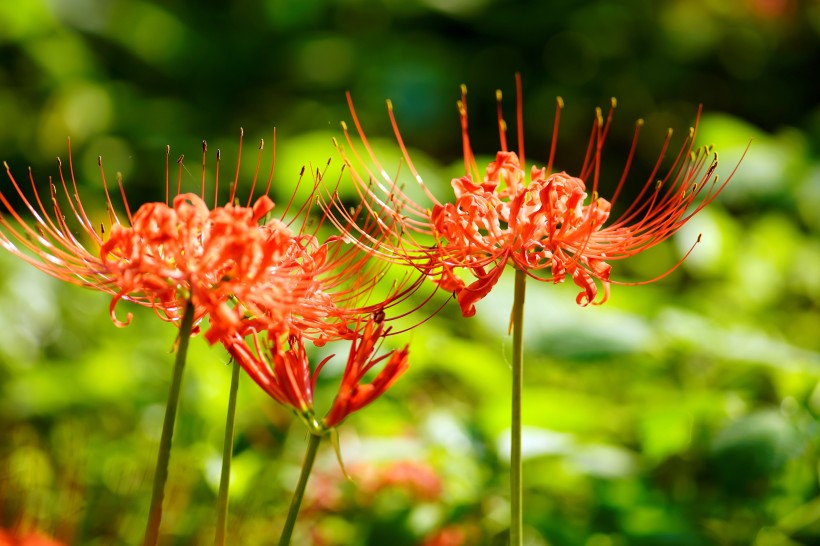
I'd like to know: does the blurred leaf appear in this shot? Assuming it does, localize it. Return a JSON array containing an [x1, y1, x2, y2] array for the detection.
[[709, 410, 800, 496]]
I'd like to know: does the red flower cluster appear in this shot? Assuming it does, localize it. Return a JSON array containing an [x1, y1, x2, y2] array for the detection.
[[100, 193, 277, 329], [1, 135, 415, 429], [429, 151, 619, 314], [329, 76, 740, 316]]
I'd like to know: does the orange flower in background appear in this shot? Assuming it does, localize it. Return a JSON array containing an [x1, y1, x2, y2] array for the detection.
[[355, 460, 443, 501], [0, 528, 65, 546], [328, 75, 744, 316], [300, 460, 456, 546], [225, 312, 409, 433], [420, 526, 468, 546]]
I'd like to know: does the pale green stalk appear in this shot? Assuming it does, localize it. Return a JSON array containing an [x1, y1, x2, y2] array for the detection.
[[144, 300, 195, 546], [214, 360, 241, 546], [278, 433, 322, 546], [510, 268, 526, 546]]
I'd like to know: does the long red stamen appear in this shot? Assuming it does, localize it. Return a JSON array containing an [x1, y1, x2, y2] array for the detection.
[[229, 128, 243, 204], [515, 72, 524, 169], [496, 89, 508, 152], [264, 128, 277, 197], [547, 97, 563, 174], [201, 140, 207, 199]]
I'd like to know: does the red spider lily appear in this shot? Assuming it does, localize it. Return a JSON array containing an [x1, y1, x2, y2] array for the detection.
[[224, 313, 409, 433], [355, 460, 443, 501], [1, 137, 282, 330], [420, 526, 468, 546], [1, 135, 424, 341], [98, 192, 275, 326], [326, 76, 744, 316], [301, 460, 443, 515], [0, 528, 65, 546]]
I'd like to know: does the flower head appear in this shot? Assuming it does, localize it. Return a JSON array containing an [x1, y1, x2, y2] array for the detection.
[[97, 190, 305, 337], [2, 135, 421, 342], [328, 75, 743, 316], [2, 137, 281, 333], [224, 312, 409, 433]]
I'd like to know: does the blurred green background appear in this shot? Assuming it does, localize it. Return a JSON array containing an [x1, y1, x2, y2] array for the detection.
[[1, 0, 819, 545]]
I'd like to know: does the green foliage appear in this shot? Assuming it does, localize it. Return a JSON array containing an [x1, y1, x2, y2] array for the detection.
[[1, 0, 819, 545]]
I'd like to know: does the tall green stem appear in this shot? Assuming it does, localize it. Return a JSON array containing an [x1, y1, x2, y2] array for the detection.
[[278, 432, 322, 546], [510, 268, 527, 546], [214, 360, 241, 546], [144, 300, 195, 546]]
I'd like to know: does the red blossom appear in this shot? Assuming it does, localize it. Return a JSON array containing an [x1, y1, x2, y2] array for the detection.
[[2, 137, 286, 332], [323, 316, 409, 428], [224, 313, 409, 433], [355, 460, 443, 501], [326, 76, 744, 316], [2, 135, 424, 343], [96, 187, 336, 340], [420, 526, 468, 546], [302, 459, 443, 515], [0, 529, 65, 546]]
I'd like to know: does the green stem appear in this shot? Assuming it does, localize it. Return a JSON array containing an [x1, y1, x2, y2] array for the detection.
[[278, 432, 322, 546], [214, 360, 241, 546], [510, 268, 526, 546], [143, 300, 195, 546]]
